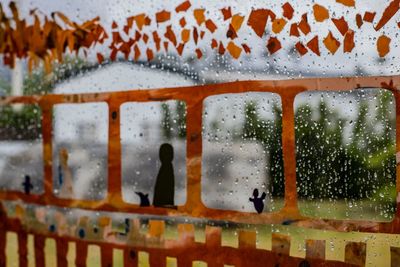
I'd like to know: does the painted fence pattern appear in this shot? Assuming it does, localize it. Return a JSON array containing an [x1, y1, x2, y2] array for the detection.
[[1, 75, 400, 266]]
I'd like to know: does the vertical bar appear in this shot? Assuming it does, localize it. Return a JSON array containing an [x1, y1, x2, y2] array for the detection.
[[394, 91, 400, 218], [75, 241, 88, 267], [123, 248, 138, 267], [238, 230, 256, 267], [0, 226, 5, 267], [41, 104, 53, 199], [271, 233, 291, 255], [391, 246, 400, 266], [149, 252, 166, 267], [238, 230, 256, 249], [305, 239, 325, 260], [176, 224, 195, 266], [107, 99, 123, 204], [344, 242, 366, 266], [0, 204, 6, 267], [281, 92, 299, 211], [17, 232, 28, 267], [177, 257, 191, 267], [205, 226, 223, 267], [34, 235, 45, 267], [184, 99, 205, 213], [148, 220, 165, 238], [205, 226, 221, 248], [178, 224, 195, 243], [56, 239, 68, 267], [100, 244, 113, 267]]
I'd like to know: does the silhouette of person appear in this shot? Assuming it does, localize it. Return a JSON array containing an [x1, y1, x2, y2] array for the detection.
[[135, 192, 150, 207], [249, 188, 266, 214], [153, 143, 175, 207], [22, 175, 33, 194]]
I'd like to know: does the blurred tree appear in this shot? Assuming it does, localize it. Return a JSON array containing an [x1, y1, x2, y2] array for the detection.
[[0, 57, 95, 140], [241, 92, 395, 201], [161, 103, 172, 140]]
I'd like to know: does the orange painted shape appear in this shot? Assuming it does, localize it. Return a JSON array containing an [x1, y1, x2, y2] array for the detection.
[[205, 19, 217, 33], [336, 0, 355, 7], [231, 14, 245, 32], [323, 31, 341, 54], [290, 23, 300, 37], [181, 29, 190, 43], [267, 36, 282, 54], [375, 0, 400, 31], [133, 45, 140, 61], [134, 14, 146, 30], [152, 31, 161, 51], [156, 10, 171, 24], [195, 48, 203, 59], [175, 1, 191, 13], [176, 43, 185, 55], [193, 27, 199, 44], [306, 36, 320, 56], [295, 42, 308, 56], [298, 14, 311, 35], [142, 33, 149, 44], [356, 14, 364, 28], [377, 35, 391, 57], [179, 17, 187, 28], [218, 41, 225, 55], [242, 43, 251, 54], [164, 25, 177, 46], [227, 41, 242, 59], [221, 7, 232, 21], [313, 4, 330, 22], [363, 12, 376, 23], [146, 48, 154, 61], [282, 2, 294, 20], [343, 30, 355, 53], [193, 9, 206, 26], [227, 24, 238, 39], [332, 16, 349, 36], [163, 41, 169, 52], [247, 9, 271, 38], [211, 39, 218, 49], [272, 18, 287, 34]]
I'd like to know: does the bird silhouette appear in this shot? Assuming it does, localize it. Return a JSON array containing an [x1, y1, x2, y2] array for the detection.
[[249, 188, 266, 214], [135, 192, 150, 207]]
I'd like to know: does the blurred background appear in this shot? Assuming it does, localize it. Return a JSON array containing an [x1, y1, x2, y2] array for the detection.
[[0, 0, 398, 221]]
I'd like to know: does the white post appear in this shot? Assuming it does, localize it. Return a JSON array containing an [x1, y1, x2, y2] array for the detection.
[[11, 0, 23, 111]]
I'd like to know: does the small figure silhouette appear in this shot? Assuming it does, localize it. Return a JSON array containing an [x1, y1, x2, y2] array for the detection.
[[249, 188, 266, 214], [118, 218, 130, 236], [135, 192, 150, 207], [22, 175, 33, 194], [153, 143, 175, 207], [59, 148, 74, 198]]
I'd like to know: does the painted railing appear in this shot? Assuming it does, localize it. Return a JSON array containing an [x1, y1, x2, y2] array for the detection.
[[0, 75, 400, 266]]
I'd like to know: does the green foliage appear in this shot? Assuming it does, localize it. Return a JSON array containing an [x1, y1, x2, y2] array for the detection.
[[0, 57, 95, 140], [0, 105, 41, 140], [241, 91, 396, 200], [160, 101, 187, 140]]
